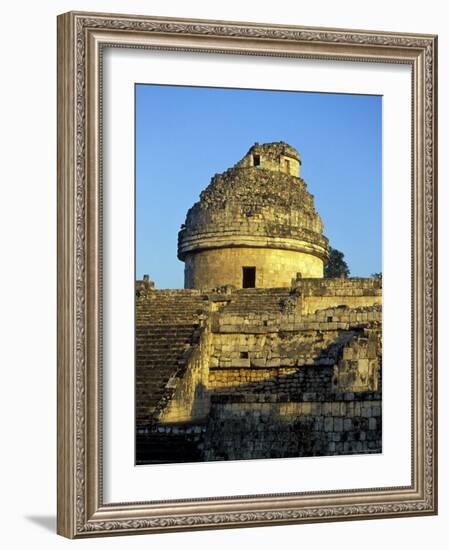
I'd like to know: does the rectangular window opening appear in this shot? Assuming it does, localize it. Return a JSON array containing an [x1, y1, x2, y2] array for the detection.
[[253, 154, 260, 167], [242, 266, 256, 288]]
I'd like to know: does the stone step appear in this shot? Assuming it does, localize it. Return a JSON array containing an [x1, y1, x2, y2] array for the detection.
[[136, 292, 206, 427], [223, 290, 292, 314]]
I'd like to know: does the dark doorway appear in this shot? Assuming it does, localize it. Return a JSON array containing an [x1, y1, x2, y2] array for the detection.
[[242, 266, 256, 288]]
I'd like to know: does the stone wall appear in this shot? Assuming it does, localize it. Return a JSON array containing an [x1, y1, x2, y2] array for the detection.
[[204, 395, 381, 461], [184, 246, 324, 290], [200, 301, 382, 461], [157, 321, 213, 423], [295, 277, 382, 314]]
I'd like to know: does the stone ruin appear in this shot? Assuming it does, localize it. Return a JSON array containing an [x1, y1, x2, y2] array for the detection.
[[178, 142, 328, 289], [136, 142, 382, 464]]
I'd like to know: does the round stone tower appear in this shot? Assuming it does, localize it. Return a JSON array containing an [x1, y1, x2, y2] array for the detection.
[[178, 142, 329, 290]]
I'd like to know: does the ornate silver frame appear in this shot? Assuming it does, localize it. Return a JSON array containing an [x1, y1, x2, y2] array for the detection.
[[57, 11, 438, 538]]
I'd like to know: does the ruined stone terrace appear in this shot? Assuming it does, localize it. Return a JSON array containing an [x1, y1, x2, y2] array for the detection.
[[135, 277, 382, 463]]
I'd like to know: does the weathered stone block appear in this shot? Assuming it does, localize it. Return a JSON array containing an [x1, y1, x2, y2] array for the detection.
[[324, 417, 334, 432], [344, 418, 353, 431], [334, 417, 343, 432]]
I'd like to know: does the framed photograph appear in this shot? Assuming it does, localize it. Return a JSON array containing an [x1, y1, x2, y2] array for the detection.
[[57, 11, 438, 538]]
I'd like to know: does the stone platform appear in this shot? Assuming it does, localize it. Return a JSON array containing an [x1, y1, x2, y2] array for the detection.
[[135, 277, 382, 464]]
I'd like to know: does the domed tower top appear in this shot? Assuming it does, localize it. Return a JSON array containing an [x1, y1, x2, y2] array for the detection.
[[236, 141, 301, 177], [178, 142, 329, 290]]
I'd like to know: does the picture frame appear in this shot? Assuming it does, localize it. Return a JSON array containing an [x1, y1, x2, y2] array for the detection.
[[57, 11, 438, 538]]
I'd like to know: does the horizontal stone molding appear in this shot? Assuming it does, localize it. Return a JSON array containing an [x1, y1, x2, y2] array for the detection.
[[178, 232, 329, 261]]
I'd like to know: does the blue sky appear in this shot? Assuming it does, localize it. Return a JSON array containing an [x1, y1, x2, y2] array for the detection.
[[136, 84, 382, 288]]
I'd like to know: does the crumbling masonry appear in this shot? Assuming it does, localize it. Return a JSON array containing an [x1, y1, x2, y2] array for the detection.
[[136, 142, 382, 463]]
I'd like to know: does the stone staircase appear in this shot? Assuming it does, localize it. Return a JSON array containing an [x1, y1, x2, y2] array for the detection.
[[222, 288, 292, 314], [136, 291, 211, 427], [136, 289, 209, 325]]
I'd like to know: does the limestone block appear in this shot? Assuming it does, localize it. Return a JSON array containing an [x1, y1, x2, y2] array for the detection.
[[324, 417, 334, 432], [334, 417, 343, 432], [344, 418, 353, 431]]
